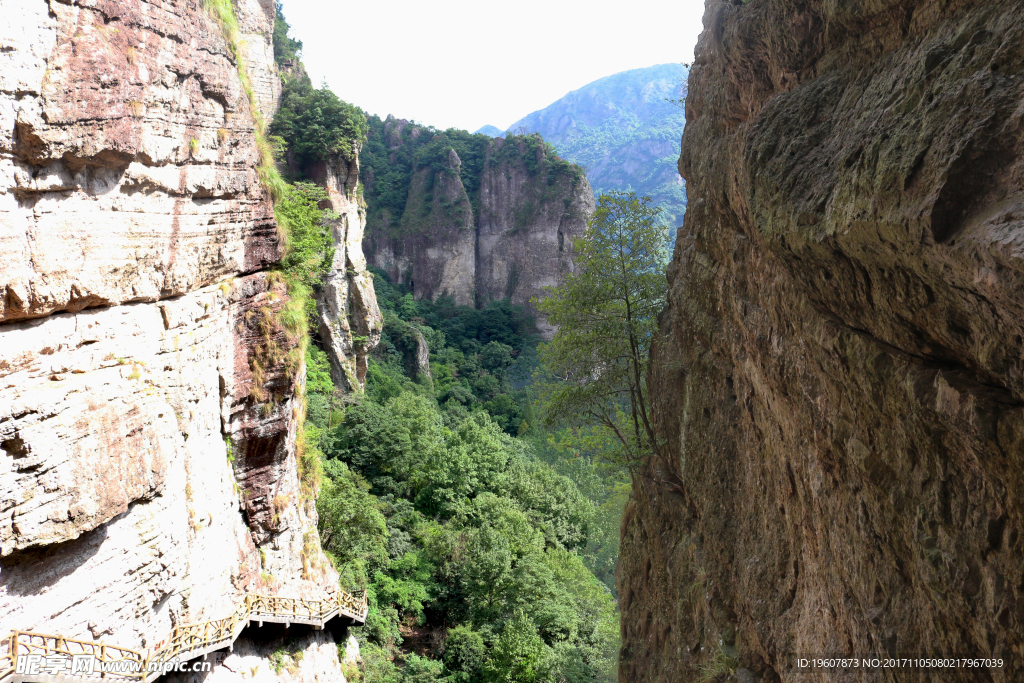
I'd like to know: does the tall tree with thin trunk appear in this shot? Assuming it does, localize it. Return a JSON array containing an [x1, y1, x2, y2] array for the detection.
[[536, 191, 669, 483]]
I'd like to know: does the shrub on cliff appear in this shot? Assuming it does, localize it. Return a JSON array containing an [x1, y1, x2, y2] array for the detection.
[[276, 181, 336, 324], [360, 116, 489, 229], [272, 2, 303, 66], [271, 78, 368, 168]]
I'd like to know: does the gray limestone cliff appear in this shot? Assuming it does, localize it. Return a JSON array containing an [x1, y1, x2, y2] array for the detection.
[[362, 119, 593, 336], [304, 153, 382, 392], [619, 1, 1024, 681]]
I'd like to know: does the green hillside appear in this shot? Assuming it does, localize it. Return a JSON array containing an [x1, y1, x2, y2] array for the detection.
[[505, 63, 688, 230]]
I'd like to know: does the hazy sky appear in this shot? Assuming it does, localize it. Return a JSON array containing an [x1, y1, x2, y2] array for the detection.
[[279, 0, 707, 132]]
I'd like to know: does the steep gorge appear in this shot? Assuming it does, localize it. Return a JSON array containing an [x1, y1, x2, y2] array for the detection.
[[0, 1, 367, 679], [619, 1, 1024, 681]]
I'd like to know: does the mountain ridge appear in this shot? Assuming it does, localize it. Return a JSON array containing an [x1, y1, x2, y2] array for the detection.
[[506, 63, 688, 229]]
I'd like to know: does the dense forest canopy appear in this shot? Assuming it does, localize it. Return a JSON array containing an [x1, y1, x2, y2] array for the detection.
[[307, 272, 627, 683], [267, 6, 630, 680]]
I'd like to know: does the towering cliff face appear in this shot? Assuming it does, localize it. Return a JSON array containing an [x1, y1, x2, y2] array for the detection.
[[475, 142, 594, 337], [305, 152, 383, 391], [0, 0, 342, 673], [620, 1, 1024, 681], [363, 119, 593, 335]]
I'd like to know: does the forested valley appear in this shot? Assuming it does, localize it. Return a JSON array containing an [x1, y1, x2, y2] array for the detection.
[[308, 281, 627, 683], [267, 5, 637, 681]]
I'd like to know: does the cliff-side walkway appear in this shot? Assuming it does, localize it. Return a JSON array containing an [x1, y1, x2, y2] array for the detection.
[[0, 589, 367, 683]]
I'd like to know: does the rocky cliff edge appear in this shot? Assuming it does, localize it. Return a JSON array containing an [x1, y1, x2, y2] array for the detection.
[[620, 1, 1024, 681], [1, 1, 347, 675]]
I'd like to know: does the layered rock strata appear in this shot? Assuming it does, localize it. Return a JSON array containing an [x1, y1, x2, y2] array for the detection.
[[1, 0, 338, 663], [620, 1, 1024, 681]]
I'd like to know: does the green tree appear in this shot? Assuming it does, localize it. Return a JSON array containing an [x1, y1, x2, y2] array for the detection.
[[271, 79, 368, 166], [373, 551, 434, 624], [400, 654, 443, 682], [481, 615, 546, 683], [272, 3, 302, 66], [276, 182, 337, 325], [317, 459, 388, 587], [480, 342, 515, 376], [536, 191, 669, 481], [443, 626, 486, 681]]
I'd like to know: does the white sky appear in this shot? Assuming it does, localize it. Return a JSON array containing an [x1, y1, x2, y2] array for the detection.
[[279, 0, 707, 132]]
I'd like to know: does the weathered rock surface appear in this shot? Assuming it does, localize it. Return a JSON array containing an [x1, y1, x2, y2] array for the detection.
[[0, 0, 279, 324], [0, 0, 343, 671], [365, 121, 593, 335], [235, 0, 281, 122], [163, 628, 359, 683], [475, 141, 594, 338], [2, 281, 260, 642], [305, 153, 382, 391], [620, 1, 1024, 681], [376, 145, 478, 308]]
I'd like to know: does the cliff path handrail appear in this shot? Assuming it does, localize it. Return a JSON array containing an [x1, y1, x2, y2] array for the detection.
[[0, 589, 367, 683]]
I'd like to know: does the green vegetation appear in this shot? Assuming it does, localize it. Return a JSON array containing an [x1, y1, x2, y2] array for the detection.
[[305, 270, 627, 682], [271, 76, 369, 169], [537, 191, 669, 478], [276, 182, 337, 326], [272, 2, 303, 66], [359, 117, 488, 230], [241, 180, 334, 404], [697, 644, 739, 683], [359, 117, 581, 236]]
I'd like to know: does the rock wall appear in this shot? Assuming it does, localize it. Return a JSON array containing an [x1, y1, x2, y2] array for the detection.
[[1, 0, 338, 661], [235, 0, 281, 122], [164, 628, 361, 683], [475, 142, 594, 337], [620, 1, 1024, 681], [305, 153, 382, 392], [365, 121, 593, 336]]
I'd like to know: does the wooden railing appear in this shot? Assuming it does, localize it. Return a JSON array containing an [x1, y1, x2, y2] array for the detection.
[[0, 589, 367, 683]]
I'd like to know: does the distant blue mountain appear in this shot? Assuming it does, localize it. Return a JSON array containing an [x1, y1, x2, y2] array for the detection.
[[507, 63, 688, 230], [473, 124, 505, 138]]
